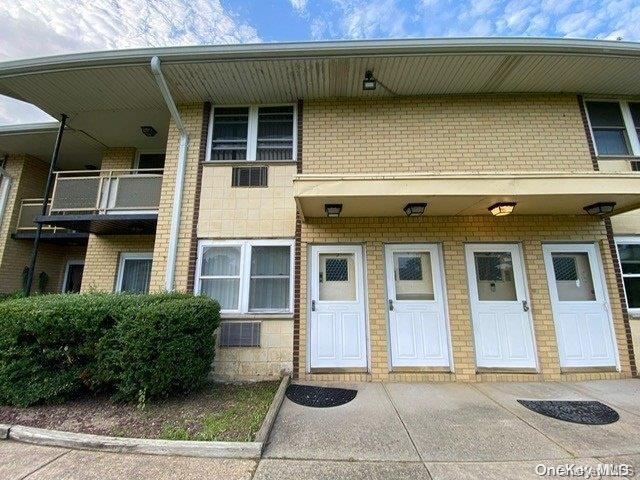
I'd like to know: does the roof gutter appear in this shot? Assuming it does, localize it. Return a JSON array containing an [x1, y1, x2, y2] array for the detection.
[[2, 37, 640, 76], [150, 56, 188, 292]]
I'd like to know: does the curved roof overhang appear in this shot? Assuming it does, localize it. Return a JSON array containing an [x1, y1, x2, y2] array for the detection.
[[1, 37, 640, 120]]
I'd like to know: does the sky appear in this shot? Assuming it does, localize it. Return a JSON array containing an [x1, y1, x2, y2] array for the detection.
[[1, 0, 639, 125]]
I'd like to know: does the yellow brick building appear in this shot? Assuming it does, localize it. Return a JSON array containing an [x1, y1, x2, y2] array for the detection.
[[1, 38, 640, 383]]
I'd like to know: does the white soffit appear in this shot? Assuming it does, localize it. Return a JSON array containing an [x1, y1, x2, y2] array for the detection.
[[293, 172, 640, 217], [0, 38, 640, 119]]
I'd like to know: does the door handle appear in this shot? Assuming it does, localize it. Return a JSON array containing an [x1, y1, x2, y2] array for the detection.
[[311, 300, 316, 312], [388, 299, 394, 311], [522, 300, 530, 312]]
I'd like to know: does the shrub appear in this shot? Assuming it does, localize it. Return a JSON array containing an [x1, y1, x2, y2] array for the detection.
[[98, 295, 219, 403], [0, 293, 219, 407]]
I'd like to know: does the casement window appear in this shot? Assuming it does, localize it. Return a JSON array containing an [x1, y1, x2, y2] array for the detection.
[[196, 239, 294, 314], [616, 237, 640, 313], [206, 105, 296, 162], [116, 252, 153, 293], [585, 100, 640, 157]]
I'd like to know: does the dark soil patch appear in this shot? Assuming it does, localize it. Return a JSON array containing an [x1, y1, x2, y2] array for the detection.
[[0, 381, 278, 442]]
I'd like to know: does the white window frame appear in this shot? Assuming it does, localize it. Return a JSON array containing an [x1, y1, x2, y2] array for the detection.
[[61, 260, 85, 293], [116, 252, 153, 293], [205, 104, 298, 163], [583, 98, 640, 157], [195, 239, 295, 315], [615, 236, 640, 315]]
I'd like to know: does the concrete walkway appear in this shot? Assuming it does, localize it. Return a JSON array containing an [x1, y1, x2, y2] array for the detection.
[[2, 379, 639, 479]]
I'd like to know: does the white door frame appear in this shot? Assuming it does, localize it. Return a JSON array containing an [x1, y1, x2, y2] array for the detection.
[[307, 244, 369, 370], [465, 243, 538, 370], [542, 242, 620, 369], [61, 260, 85, 293], [384, 243, 453, 368]]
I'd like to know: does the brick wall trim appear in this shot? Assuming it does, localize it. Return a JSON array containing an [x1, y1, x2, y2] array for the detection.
[[186, 102, 211, 293]]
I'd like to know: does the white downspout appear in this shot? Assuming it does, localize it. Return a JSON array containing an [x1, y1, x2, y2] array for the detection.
[[150, 56, 189, 292]]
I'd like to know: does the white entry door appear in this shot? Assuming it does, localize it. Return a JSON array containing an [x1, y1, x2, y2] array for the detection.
[[309, 245, 368, 369], [385, 244, 451, 367], [466, 244, 537, 369], [543, 244, 618, 368]]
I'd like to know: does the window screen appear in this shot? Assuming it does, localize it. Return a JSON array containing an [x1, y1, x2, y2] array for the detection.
[[325, 258, 348, 281], [552, 256, 578, 281], [586, 101, 630, 155], [256, 106, 294, 160], [211, 107, 249, 160], [232, 166, 268, 187], [218, 321, 261, 347]]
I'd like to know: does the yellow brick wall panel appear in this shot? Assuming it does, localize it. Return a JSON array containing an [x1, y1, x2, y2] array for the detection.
[[302, 95, 594, 174], [298, 215, 632, 383]]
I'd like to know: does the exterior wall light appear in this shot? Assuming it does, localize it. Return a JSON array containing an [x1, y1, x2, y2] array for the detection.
[[140, 125, 158, 137], [583, 202, 616, 216], [403, 203, 427, 216], [325, 204, 343, 217], [488, 202, 517, 216], [363, 70, 377, 91]]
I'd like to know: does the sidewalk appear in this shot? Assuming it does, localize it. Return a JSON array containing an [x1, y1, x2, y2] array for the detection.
[[2, 379, 640, 479]]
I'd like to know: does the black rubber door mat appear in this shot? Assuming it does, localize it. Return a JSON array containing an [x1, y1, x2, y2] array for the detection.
[[286, 384, 357, 408], [517, 400, 619, 425]]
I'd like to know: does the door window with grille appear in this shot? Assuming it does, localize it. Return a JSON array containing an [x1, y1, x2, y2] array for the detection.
[[473, 252, 517, 301]]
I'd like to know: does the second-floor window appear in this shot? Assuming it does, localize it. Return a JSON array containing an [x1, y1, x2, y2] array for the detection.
[[208, 105, 296, 162], [585, 100, 640, 157]]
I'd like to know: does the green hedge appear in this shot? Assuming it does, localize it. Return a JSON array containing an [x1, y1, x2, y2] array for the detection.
[[0, 293, 219, 407]]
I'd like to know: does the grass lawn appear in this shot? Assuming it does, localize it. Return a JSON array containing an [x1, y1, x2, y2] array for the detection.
[[0, 381, 279, 442]]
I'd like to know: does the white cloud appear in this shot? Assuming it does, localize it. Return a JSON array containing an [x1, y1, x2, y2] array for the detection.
[[290, 0, 308, 12], [0, 0, 260, 125], [0, 97, 55, 125], [0, 0, 260, 61], [333, 0, 409, 39]]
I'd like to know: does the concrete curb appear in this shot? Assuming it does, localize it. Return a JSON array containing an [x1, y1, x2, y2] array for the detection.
[[255, 374, 290, 446], [2, 376, 291, 458], [9, 425, 262, 459]]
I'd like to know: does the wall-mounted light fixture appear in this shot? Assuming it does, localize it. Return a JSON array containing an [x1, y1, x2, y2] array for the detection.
[[362, 70, 377, 91], [488, 202, 517, 217], [140, 125, 158, 137], [583, 201, 616, 216], [325, 204, 343, 217], [403, 203, 427, 217]]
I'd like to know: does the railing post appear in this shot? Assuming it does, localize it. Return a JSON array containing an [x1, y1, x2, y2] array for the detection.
[[24, 114, 67, 296]]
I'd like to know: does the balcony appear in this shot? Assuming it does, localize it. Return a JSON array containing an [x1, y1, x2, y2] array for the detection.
[[13, 198, 88, 244], [35, 169, 163, 235], [293, 171, 640, 218]]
